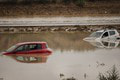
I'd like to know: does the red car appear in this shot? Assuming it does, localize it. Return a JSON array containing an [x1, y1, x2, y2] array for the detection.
[[3, 42, 52, 55]]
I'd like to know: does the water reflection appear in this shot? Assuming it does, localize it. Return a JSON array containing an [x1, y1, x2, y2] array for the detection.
[[84, 40, 120, 49], [4, 53, 51, 63]]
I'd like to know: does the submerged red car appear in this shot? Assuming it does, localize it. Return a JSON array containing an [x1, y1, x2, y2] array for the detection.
[[3, 42, 52, 55]]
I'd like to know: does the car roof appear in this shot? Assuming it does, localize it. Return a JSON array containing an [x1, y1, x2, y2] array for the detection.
[[16, 42, 47, 46]]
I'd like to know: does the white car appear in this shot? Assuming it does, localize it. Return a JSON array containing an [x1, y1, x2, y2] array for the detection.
[[84, 29, 120, 41]]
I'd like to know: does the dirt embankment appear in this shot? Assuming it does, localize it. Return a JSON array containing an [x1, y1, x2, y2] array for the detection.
[[0, 1, 120, 17], [0, 25, 120, 33]]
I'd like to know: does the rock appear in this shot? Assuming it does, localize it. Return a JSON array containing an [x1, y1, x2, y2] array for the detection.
[[60, 73, 64, 78], [26, 27, 33, 32]]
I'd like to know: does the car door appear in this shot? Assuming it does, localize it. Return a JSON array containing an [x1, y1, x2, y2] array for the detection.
[[101, 31, 109, 40]]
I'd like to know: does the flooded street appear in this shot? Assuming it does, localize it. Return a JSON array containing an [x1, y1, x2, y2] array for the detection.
[[0, 32, 120, 80]]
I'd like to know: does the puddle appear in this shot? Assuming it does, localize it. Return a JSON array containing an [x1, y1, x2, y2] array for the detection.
[[0, 32, 120, 80]]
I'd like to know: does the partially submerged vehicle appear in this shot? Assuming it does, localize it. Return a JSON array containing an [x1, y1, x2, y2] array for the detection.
[[2, 42, 52, 55], [84, 29, 120, 41]]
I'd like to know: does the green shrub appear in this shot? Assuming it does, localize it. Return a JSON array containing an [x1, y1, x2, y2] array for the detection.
[[98, 66, 120, 80]]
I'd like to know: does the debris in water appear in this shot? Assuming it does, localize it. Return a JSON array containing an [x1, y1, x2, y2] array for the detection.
[[62, 77, 76, 80], [60, 73, 65, 78], [84, 73, 88, 79]]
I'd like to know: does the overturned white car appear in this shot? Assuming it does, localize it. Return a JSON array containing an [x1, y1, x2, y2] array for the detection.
[[84, 29, 120, 41]]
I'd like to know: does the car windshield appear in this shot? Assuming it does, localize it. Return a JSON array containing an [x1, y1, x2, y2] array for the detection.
[[6, 45, 17, 52], [89, 32, 103, 38]]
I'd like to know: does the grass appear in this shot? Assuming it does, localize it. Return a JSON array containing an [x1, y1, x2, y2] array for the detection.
[[98, 65, 120, 80]]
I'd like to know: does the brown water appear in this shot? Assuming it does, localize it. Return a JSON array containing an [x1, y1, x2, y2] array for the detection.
[[0, 32, 120, 80]]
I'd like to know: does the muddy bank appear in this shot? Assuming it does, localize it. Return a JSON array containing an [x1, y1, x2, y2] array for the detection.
[[0, 1, 120, 17], [0, 25, 120, 33]]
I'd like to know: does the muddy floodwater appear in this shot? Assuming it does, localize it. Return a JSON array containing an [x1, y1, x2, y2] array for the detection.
[[0, 32, 120, 80]]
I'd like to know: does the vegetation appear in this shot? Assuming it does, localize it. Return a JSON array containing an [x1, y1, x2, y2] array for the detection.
[[75, 0, 85, 7], [0, 0, 119, 17], [0, 0, 86, 7], [98, 65, 120, 80]]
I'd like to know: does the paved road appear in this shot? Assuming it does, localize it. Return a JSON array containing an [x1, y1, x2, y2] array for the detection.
[[0, 17, 120, 26]]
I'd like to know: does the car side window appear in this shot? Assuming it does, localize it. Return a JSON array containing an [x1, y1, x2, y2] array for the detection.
[[29, 44, 37, 50], [109, 31, 115, 36], [15, 45, 29, 52], [15, 44, 43, 51], [102, 32, 109, 38], [15, 45, 25, 52], [28, 44, 42, 50]]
